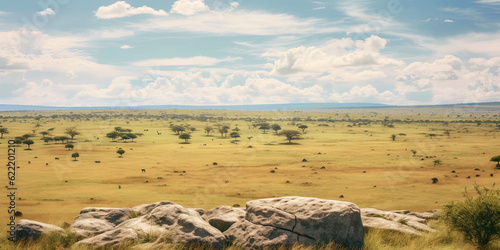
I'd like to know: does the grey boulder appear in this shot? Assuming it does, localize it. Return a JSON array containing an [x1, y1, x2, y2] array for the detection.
[[202, 206, 245, 232], [14, 219, 65, 241], [224, 196, 364, 249]]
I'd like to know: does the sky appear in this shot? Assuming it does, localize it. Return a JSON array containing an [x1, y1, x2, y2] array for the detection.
[[0, 0, 500, 107]]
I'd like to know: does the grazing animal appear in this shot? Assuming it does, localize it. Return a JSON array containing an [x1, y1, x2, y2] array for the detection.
[[339, 195, 344, 198], [451, 170, 456, 173], [28, 161, 31, 164], [270, 170, 275, 173], [141, 169, 146, 173], [213, 162, 218, 165], [157, 177, 163, 179], [45, 163, 48, 166], [475, 168, 480, 171], [95, 161, 101, 163], [55, 157, 59, 160], [491, 174, 494, 177], [321, 166, 326, 169], [225, 180, 229, 183], [302, 158, 308, 162]]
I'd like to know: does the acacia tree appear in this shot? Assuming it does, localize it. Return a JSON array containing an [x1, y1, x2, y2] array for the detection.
[[0, 127, 8, 138], [43, 137, 53, 144], [65, 127, 80, 140], [126, 133, 137, 142], [230, 132, 240, 141], [179, 133, 191, 143], [298, 125, 308, 133], [204, 126, 213, 136], [65, 144, 74, 150], [259, 123, 270, 134], [72, 152, 79, 161], [117, 149, 125, 157], [271, 124, 281, 134], [171, 125, 185, 135], [491, 155, 500, 169], [23, 139, 34, 149], [279, 130, 301, 144], [40, 131, 50, 138], [106, 131, 120, 141]]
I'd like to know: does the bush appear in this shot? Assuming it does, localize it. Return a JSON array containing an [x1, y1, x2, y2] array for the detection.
[[443, 184, 500, 249]]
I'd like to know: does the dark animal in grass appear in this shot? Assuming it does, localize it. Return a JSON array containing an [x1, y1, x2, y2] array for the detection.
[[141, 169, 146, 173]]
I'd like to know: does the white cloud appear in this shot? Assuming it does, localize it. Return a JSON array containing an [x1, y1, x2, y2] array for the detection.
[[170, 0, 209, 16], [136, 10, 337, 36], [444, 19, 454, 23], [269, 35, 404, 75], [312, 7, 326, 10], [120, 44, 133, 49], [38, 8, 55, 16], [476, 0, 500, 4], [401, 55, 463, 81], [133, 56, 240, 67], [425, 31, 500, 56], [95, 1, 168, 19]]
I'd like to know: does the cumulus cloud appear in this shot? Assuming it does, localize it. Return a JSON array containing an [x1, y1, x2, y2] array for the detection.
[[444, 19, 454, 23], [401, 55, 463, 80], [269, 35, 404, 75], [95, 1, 168, 19], [38, 8, 55, 16], [120, 44, 133, 49], [171, 0, 209, 16]]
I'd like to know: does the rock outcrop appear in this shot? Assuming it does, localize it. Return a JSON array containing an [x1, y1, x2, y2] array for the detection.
[[12, 197, 440, 249], [202, 206, 245, 232], [361, 208, 440, 235], [73, 201, 226, 249], [224, 196, 364, 249], [14, 219, 65, 241]]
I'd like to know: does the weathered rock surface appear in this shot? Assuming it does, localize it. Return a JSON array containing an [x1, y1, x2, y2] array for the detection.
[[74, 201, 226, 249], [12, 197, 441, 249], [361, 208, 439, 235], [224, 196, 364, 249], [14, 219, 65, 241], [202, 206, 245, 232]]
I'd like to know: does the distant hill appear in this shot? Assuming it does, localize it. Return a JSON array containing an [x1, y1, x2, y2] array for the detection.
[[0, 102, 498, 112], [0, 103, 391, 112]]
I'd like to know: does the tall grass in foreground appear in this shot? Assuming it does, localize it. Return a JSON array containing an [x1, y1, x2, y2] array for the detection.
[[1, 220, 499, 249]]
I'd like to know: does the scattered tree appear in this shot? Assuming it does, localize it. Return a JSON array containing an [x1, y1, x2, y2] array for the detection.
[[259, 123, 270, 134], [106, 131, 120, 141], [247, 136, 253, 142], [126, 133, 137, 142], [444, 184, 500, 249], [279, 130, 301, 144], [491, 155, 500, 169], [72, 152, 79, 161], [117, 149, 125, 157], [23, 139, 34, 149], [391, 134, 396, 141], [204, 126, 213, 136], [298, 125, 308, 133], [411, 149, 417, 156], [40, 131, 50, 138], [230, 132, 240, 141], [0, 127, 8, 138], [65, 127, 80, 139], [43, 137, 53, 144], [171, 125, 185, 135], [433, 159, 442, 166], [54, 136, 70, 144], [271, 124, 281, 134], [65, 144, 74, 151], [179, 133, 191, 143]]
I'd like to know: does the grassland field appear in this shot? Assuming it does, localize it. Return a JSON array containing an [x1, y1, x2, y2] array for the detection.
[[0, 105, 499, 245]]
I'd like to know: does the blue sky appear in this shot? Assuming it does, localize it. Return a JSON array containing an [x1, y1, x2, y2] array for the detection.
[[0, 0, 499, 107]]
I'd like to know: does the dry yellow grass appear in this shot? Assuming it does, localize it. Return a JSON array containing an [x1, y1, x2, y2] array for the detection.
[[0, 106, 499, 248]]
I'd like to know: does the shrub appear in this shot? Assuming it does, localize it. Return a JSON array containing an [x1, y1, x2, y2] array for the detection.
[[443, 184, 500, 249]]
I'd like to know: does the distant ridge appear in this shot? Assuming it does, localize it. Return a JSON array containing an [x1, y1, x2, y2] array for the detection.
[[0, 102, 498, 112], [0, 103, 390, 112]]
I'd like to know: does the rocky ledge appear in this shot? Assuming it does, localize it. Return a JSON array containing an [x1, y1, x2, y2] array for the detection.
[[13, 196, 441, 249]]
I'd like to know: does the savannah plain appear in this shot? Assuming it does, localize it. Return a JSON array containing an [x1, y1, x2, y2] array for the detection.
[[0, 104, 499, 249]]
